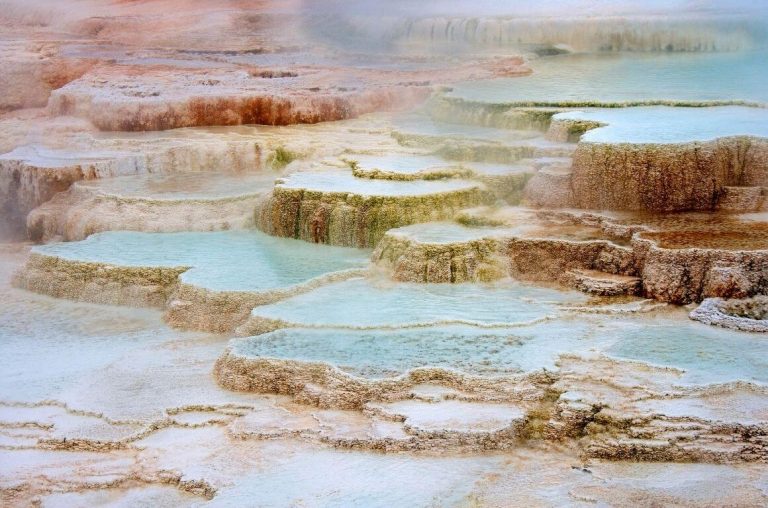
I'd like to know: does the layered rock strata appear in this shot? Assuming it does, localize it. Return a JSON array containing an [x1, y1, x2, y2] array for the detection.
[[256, 170, 491, 248], [26, 173, 276, 242], [48, 58, 528, 131], [570, 137, 768, 212], [0, 140, 262, 237], [373, 208, 768, 303], [215, 334, 768, 461], [690, 296, 768, 333], [12, 231, 370, 332]]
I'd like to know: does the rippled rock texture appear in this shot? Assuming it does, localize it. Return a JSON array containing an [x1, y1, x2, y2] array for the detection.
[[2, 1, 768, 503], [256, 170, 492, 248]]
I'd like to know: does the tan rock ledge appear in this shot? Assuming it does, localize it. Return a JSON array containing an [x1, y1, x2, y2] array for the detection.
[[0, 138, 263, 237], [690, 297, 768, 333], [27, 172, 279, 242], [556, 106, 768, 212], [256, 170, 493, 248], [375, 207, 767, 304], [13, 230, 370, 332], [346, 153, 536, 203], [47, 57, 528, 131], [373, 211, 635, 285], [216, 333, 768, 461], [215, 326, 553, 410]]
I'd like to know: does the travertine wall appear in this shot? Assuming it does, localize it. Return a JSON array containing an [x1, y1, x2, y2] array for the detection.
[[570, 137, 768, 212]]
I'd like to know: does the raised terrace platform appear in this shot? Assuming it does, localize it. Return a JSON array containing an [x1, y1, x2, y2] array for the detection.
[[14, 230, 370, 332], [256, 169, 491, 247], [238, 276, 589, 335], [2, 2, 768, 503], [27, 171, 280, 241], [373, 207, 768, 304]]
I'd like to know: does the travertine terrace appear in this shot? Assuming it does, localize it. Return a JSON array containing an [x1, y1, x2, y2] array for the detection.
[[1, 1, 768, 506]]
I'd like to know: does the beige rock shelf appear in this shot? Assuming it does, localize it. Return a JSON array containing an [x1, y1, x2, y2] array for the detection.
[[13, 230, 371, 332], [256, 169, 492, 248], [27, 171, 280, 241], [373, 206, 768, 304]]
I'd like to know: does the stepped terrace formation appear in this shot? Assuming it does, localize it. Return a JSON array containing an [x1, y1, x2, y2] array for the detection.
[[1, 1, 768, 506]]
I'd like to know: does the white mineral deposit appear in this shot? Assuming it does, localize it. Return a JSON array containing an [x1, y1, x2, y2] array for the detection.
[[1, 1, 767, 506]]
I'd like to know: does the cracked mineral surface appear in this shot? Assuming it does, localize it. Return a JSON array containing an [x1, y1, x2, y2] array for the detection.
[[2, 1, 768, 506]]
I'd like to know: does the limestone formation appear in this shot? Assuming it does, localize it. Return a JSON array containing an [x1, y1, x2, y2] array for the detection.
[[26, 173, 275, 242], [12, 230, 370, 331], [690, 296, 768, 332], [571, 137, 768, 212], [256, 170, 492, 248]]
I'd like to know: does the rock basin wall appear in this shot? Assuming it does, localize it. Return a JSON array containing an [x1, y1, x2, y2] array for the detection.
[[165, 268, 368, 333], [0, 159, 117, 238], [215, 347, 549, 410], [50, 85, 431, 132], [374, 232, 636, 285], [256, 186, 491, 248], [13, 251, 369, 332], [634, 235, 768, 303], [0, 141, 262, 238], [374, 214, 766, 304], [570, 136, 768, 212], [372, 234, 507, 283], [26, 185, 264, 242], [12, 252, 185, 308]]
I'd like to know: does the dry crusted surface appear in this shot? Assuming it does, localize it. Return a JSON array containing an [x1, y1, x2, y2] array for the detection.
[[213, 348, 768, 463]]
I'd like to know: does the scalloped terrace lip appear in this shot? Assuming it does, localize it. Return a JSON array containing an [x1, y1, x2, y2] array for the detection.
[[2, 1, 768, 505]]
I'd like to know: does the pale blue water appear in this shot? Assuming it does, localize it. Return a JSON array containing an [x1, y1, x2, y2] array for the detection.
[[556, 106, 768, 143], [249, 277, 588, 328], [232, 319, 609, 378], [277, 170, 480, 196], [449, 51, 768, 105], [32, 231, 370, 291], [606, 317, 768, 385], [78, 172, 279, 199], [234, 307, 768, 384]]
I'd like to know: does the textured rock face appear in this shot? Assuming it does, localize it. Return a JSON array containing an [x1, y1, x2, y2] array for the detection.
[[26, 173, 275, 242], [634, 229, 768, 303], [48, 67, 429, 131], [0, 41, 95, 112], [0, 139, 263, 238], [373, 231, 507, 283], [716, 186, 768, 212], [374, 208, 768, 304], [256, 174, 491, 248], [373, 214, 637, 285], [13, 252, 186, 308], [522, 164, 574, 208], [47, 57, 527, 131], [215, 331, 768, 461], [691, 297, 768, 332], [570, 137, 768, 212]]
